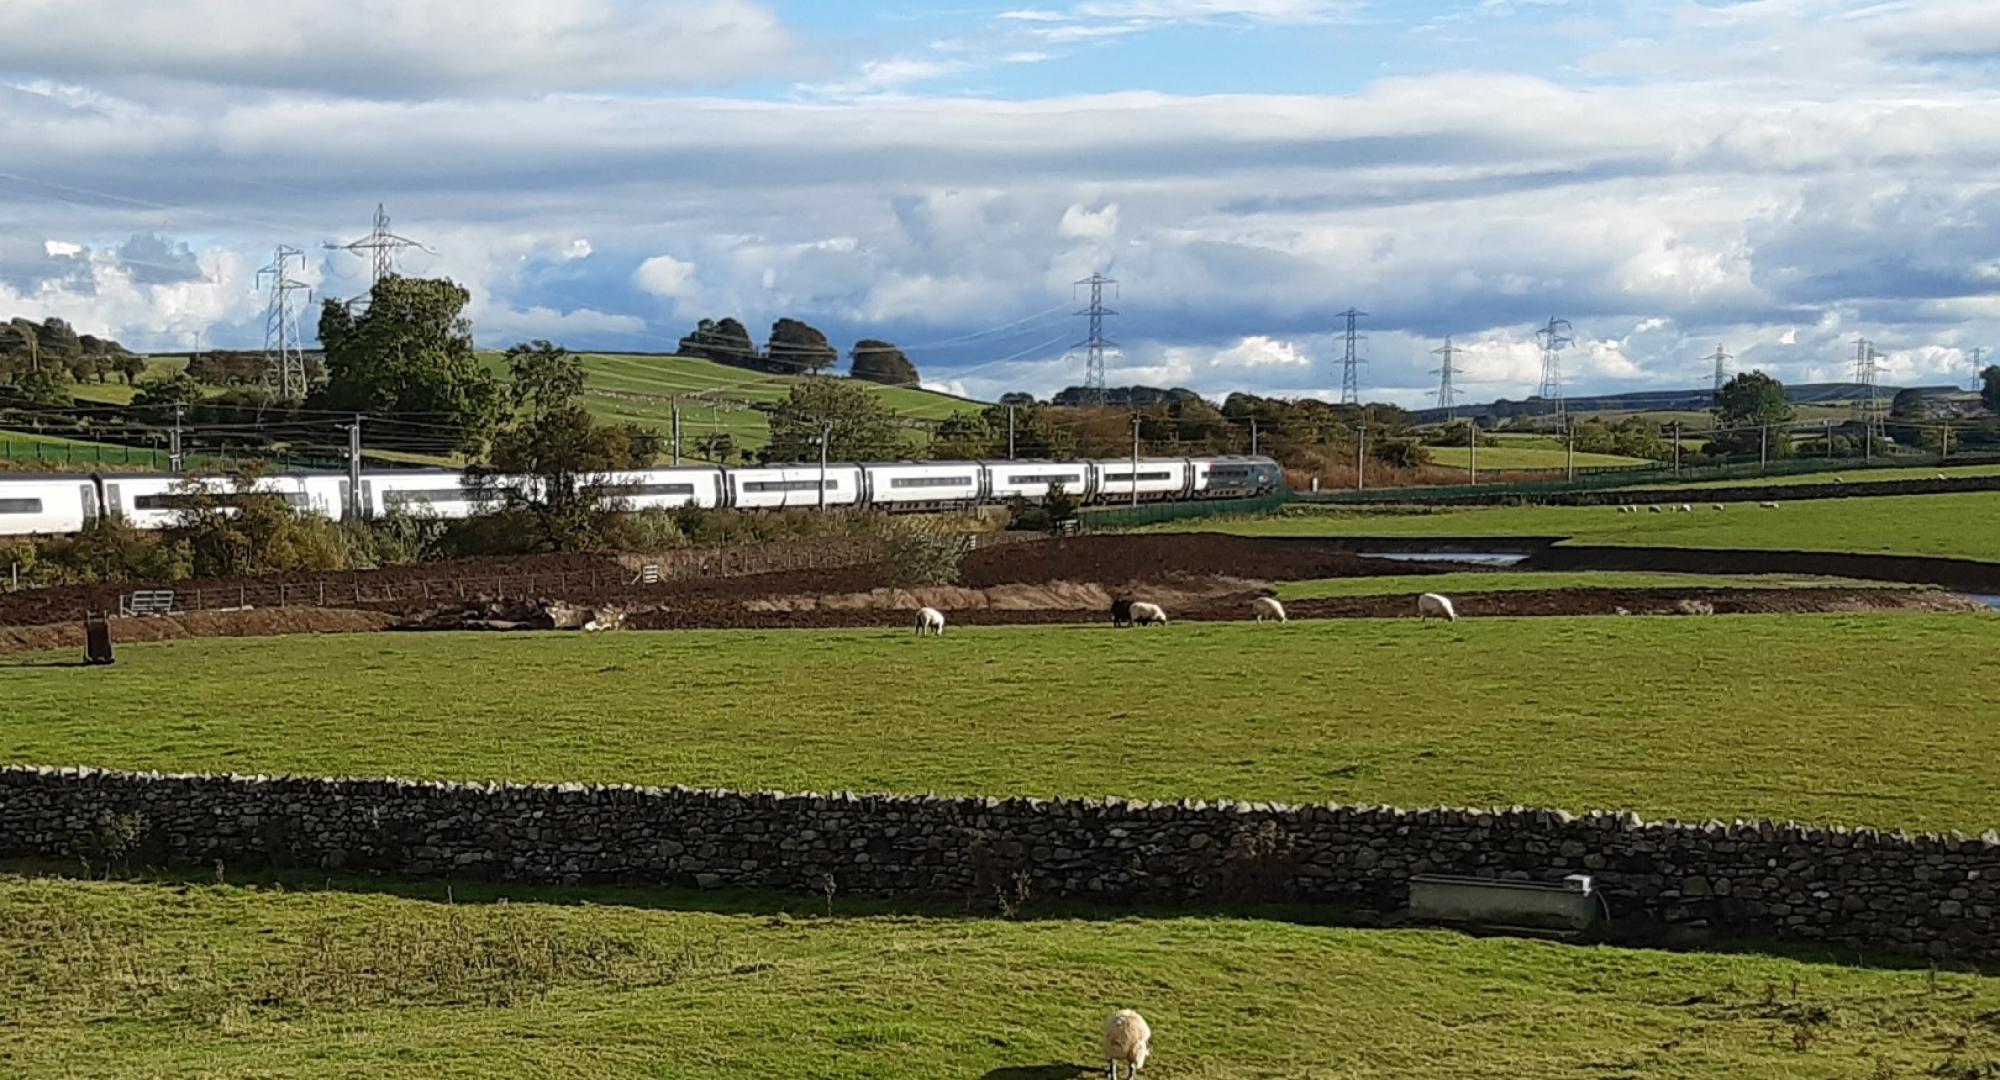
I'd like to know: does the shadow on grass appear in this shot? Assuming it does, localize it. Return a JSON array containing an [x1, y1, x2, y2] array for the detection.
[[5, 859, 1990, 977], [980, 1065, 1092, 1080]]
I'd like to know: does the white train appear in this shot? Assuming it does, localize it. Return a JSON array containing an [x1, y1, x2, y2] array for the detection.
[[0, 456, 1283, 536]]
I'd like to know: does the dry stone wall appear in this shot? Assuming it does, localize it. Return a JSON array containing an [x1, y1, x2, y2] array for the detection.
[[3, 766, 1997, 962]]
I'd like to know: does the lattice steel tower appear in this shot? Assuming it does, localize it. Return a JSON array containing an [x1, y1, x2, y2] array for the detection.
[[1535, 316, 1574, 419], [327, 203, 432, 296], [257, 245, 312, 400], [1073, 272, 1118, 404], [1705, 343, 1733, 414], [1852, 337, 1885, 442], [1431, 336, 1463, 419], [1336, 308, 1367, 405]]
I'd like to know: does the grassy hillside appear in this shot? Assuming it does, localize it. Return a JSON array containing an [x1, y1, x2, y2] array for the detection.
[[1612, 462, 2000, 491], [0, 429, 171, 471], [493, 352, 982, 460], [1189, 491, 2000, 562], [1426, 445, 1651, 472], [6, 615, 1997, 831], [66, 355, 187, 406], [1275, 570, 1894, 599], [8, 871, 1997, 1079]]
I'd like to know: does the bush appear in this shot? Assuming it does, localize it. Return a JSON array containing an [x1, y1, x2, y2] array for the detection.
[[873, 516, 974, 587]]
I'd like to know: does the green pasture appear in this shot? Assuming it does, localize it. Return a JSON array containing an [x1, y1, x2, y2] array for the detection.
[[1275, 571, 1896, 600], [5, 871, 1996, 1079], [1186, 492, 2000, 562], [5, 617, 1996, 832]]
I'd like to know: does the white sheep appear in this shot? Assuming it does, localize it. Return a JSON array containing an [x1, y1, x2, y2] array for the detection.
[[1712, 503, 1725, 511], [1937, 472, 1949, 481], [1759, 500, 1780, 509], [1418, 592, 1457, 623], [1647, 504, 1662, 514], [1252, 596, 1287, 623], [1104, 1009, 1152, 1079], [1679, 503, 1694, 513], [1128, 601, 1168, 626], [914, 606, 946, 636]]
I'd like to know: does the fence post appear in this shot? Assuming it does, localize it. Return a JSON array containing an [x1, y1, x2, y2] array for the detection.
[[318, 582, 326, 606], [279, 584, 287, 607], [239, 585, 245, 608]]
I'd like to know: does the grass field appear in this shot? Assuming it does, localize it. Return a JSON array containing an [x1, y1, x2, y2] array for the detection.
[[1427, 445, 1653, 472], [7, 871, 1997, 1079], [66, 356, 186, 406], [1187, 492, 2000, 562], [1612, 462, 2000, 491], [6, 617, 1997, 831], [1275, 571, 1895, 599]]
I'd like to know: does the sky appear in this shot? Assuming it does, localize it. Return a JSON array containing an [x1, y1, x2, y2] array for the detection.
[[2, 0, 1998, 408]]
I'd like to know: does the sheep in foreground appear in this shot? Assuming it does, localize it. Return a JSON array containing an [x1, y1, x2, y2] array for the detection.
[[1128, 601, 1168, 626], [1104, 1009, 1152, 1079], [1252, 596, 1288, 623], [1418, 592, 1457, 623], [914, 606, 946, 636], [1110, 597, 1135, 627], [1679, 503, 1694, 513]]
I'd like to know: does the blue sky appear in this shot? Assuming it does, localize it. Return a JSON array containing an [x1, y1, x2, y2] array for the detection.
[[1, 0, 1997, 407]]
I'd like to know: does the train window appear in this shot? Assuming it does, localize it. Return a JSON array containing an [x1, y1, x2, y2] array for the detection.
[[890, 476, 974, 489], [1208, 468, 1251, 479], [609, 483, 697, 497], [1102, 471, 1174, 482], [0, 498, 42, 514], [383, 489, 474, 507], [133, 491, 310, 510], [1006, 474, 1082, 485], [744, 479, 839, 493]]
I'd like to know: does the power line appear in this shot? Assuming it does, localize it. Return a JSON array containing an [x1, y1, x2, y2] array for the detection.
[[1073, 272, 1118, 405], [1535, 316, 1574, 420], [1430, 336, 1463, 419], [1336, 308, 1367, 405]]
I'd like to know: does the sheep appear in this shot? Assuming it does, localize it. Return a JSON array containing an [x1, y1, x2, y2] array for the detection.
[[1712, 503, 1725, 511], [1128, 601, 1168, 626], [1110, 597, 1136, 628], [914, 606, 946, 636], [1937, 472, 1949, 481], [1759, 500, 1780, 509], [1679, 503, 1694, 513], [1104, 1009, 1152, 1079], [1252, 596, 1288, 623], [1832, 475, 1843, 483], [1418, 592, 1457, 623], [1647, 504, 1662, 514]]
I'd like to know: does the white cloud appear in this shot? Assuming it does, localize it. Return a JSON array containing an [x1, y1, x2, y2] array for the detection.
[[1058, 202, 1120, 243], [633, 254, 697, 298], [0, 0, 795, 97]]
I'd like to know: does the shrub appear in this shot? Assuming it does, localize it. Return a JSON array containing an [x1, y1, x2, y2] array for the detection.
[[873, 515, 974, 587]]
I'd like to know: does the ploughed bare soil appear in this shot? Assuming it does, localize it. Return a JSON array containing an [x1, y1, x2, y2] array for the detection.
[[0, 533, 1986, 652]]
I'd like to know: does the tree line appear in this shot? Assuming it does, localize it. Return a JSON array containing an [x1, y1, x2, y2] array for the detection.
[[0, 316, 146, 405], [677, 316, 919, 386]]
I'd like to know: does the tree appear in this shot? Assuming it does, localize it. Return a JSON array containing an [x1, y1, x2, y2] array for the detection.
[[928, 411, 997, 459], [850, 339, 919, 386], [16, 367, 72, 406], [1983, 365, 2000, 414], [1715, 371, 1794, 427], [131, 373, 203, 422], [35, 318, 82, 370], [314, 277, 503, 453], [763, 378, 901, 462], [766, 318, 838, 374], [466, 341, 659, 551], [677, 317, 758, 368], [113, 353, 148, 384], [695, 432, 735, 462]]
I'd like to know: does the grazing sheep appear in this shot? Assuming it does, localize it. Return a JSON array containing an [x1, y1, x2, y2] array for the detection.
[[1128, 601, 1168, 626], [1679, 503, 1694, 513], [1252, 596, 1288, 623], [1832, 475, 1843, 483], [1713, 503, 1725, 511], [1110, 597, 1135, 628], [1647, 504, 1662, 514], [1104, 1009, 1152, 1079], [914, 606, 946, 636], [1418, 592, 1457, 623], [1937, 472, 1949, 481], [1759, 500, 1780, 509]]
